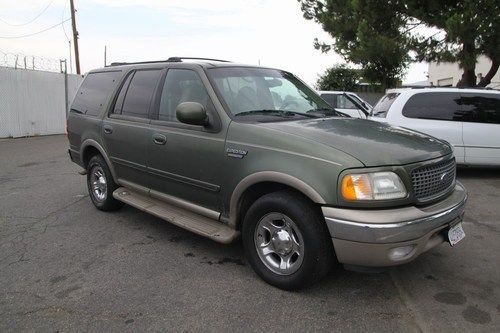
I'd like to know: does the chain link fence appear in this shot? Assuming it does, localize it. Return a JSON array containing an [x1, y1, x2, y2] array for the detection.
[[0, 50, 67, 73]]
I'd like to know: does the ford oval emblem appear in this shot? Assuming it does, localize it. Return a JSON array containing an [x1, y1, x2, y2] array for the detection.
[[440, 172, 448, 182]]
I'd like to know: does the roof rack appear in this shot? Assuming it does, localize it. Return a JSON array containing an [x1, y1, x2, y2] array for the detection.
[[108, 57, 231, 67]]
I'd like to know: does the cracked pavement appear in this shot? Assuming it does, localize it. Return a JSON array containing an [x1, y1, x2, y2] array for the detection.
[[0, 135, 499, 332]]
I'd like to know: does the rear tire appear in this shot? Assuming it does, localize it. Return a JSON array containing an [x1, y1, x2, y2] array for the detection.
[[86, 155, 123, 211], [242, 191, 334, 290]]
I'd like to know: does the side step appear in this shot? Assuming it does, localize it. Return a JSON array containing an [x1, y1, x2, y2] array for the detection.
[[113, 187, 239, 244]]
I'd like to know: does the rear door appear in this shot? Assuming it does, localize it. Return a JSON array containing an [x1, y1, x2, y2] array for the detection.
[[101, 68, 162, 189], [460, 92, 500, 165], [398, 92, 465, 163], [146, 67, 226, 212]]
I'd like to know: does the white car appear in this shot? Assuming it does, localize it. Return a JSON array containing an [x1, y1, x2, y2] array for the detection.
[[318, 91, 372, 118], [370, 87, 500, 166]]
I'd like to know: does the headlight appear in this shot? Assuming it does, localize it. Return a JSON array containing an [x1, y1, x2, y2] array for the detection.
[[341, 172, 407, 201]]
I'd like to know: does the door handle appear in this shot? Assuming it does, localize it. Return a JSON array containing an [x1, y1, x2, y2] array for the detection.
[[103, 125, 113, 134], [152, 133, 167, 145]]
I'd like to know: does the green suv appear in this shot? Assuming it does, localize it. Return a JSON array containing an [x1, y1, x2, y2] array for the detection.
[[67, 57, 467, 290]]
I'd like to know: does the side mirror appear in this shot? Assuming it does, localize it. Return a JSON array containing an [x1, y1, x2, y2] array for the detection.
[[176, 102, 208, 126]]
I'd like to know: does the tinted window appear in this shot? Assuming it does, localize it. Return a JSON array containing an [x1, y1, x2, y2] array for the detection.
[[336, 95, 357, 109], [402, 92, 461, 121], [112, 72, 133, 115], [71, 71, 121, 116], [121, 70, 161, 119], [459, 93, 500, 124], [320, 93, 336, 107], [157, 69, 211, 122], [371, 93, 399, 117]]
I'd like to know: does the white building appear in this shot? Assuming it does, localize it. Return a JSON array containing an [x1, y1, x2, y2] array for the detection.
[[428, 55, 500, 89]]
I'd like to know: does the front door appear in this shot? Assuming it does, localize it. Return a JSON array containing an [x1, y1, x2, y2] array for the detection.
[[146, 68, 226, 212], [102, 68, 162, 188]]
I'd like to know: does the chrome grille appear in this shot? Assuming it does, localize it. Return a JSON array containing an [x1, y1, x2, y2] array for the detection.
[[412, 158, 456, 201]]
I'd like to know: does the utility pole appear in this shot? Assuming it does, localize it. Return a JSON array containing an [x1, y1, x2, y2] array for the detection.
[[69, 0, 81, 74], [104, 45, 107, 67]]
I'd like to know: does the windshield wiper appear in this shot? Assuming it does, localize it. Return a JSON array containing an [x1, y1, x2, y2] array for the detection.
[[306, 108, 350, 117], [235, 109, 321, 118], [342, 93, 369, 116]]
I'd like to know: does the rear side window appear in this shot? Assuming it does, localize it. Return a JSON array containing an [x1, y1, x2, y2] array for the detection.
[[114, 69, 162, 119], [402, 92, 461, 121], [336, 95, 357, 109], [113, 72, 133, 114], [71, 71, 121, 116], [320, 93, 336, 108], [371, 93, 399, 117], [459, 93, 500, 124]]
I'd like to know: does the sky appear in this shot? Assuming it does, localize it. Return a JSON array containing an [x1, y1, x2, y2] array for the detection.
[[0, 0, 428, 86]]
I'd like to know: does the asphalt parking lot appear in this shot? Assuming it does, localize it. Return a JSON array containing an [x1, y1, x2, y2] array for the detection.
[[0, 134, 499, 332]]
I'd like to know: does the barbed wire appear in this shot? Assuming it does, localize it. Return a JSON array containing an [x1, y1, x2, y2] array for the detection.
[[0, 50, 66, 73]]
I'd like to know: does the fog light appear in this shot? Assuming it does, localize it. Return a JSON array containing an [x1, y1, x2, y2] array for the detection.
[[388, 245, 415, 261]]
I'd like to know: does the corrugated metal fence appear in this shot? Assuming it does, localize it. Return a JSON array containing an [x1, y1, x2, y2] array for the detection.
[[0, 67, 83, 138]]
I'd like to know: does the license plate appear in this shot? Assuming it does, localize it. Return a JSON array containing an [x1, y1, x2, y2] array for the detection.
[[448, 222, 465, 246]]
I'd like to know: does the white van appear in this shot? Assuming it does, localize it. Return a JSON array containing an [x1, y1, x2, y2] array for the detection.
[[370, 87, 500, 166]]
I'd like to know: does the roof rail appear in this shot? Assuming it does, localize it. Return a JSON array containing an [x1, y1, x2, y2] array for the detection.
[[166, 57, 232, 63], [107, 57, 232, 67], [108, 60, 169, 66], [402, 85, 495, 90]]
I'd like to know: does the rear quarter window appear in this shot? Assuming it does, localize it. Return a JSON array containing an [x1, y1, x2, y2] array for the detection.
[[459, 93, 500, 124], [371, 93, 399, 117], [71, 71, 122, 116]]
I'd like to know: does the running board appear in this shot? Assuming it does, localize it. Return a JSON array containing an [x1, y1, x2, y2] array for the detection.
[[113, 187, 239, 244]]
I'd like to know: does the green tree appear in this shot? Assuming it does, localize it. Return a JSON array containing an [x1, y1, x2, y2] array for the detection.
[[402, 0, 499, 87], [299, 0, 500, 88], [299, 0, 412, 89], [316, 64, 360, 90]]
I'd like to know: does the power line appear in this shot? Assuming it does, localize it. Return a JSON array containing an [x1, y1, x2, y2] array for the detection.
[[61, 0, 73, 73], [0, 0, 56, 27], [61, 0, 70, 41], [0, 18, 71, 39]]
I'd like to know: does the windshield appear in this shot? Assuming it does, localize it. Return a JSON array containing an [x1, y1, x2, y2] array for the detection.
[[207, 67, 340, 119], [371, 93, 400, 117]]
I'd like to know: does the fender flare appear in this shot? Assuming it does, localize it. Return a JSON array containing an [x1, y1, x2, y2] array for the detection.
[[229, 171, 326, 227], [80, 139, 118, 182]]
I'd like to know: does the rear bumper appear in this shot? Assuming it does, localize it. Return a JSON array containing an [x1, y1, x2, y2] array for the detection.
[[68, 148, 82, 166], [323, 182, 467, 267]]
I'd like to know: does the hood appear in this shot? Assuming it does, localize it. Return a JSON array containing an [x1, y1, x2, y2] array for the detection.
[[260, 118, 452, 167]]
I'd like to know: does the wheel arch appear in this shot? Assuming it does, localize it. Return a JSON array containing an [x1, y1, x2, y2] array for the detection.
[[80, 139, 118, 182], [229, 172, 326, 229]]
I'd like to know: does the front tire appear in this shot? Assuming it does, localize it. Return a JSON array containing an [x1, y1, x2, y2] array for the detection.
[[86, 155, 123, 211], [242, 191, 334, 290]]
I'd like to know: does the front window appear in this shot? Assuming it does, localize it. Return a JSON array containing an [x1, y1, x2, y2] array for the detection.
[[207, 67, 344, 120]]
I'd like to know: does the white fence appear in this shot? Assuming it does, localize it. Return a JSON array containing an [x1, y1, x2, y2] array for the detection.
[[0, 67, 83, 138]]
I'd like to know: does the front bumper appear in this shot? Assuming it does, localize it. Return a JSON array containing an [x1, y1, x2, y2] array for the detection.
[[323, 182, 467, 267]]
